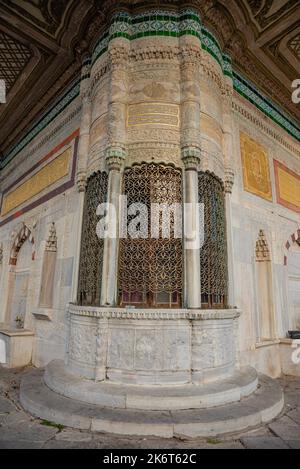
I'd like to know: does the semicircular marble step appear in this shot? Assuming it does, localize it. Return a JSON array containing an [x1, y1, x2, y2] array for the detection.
[[44, 359, 258, 410], [20, 369, 284, 438]]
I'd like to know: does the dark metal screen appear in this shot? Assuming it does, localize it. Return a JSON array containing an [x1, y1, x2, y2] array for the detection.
[[198, 171, 228, 308], [77, 171, 108, 306], [118, 163, 183, 308]]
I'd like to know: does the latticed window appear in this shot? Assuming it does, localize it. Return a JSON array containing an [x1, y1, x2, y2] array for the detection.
[[118, 163, 183, 308], [77, 171, 108, 306], [198, 171, 228, 308]]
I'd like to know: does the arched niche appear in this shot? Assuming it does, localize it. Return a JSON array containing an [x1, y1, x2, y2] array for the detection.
[[255, 230, 275, 341], [5, 224, 34, 328], [286, 239, 300, 331]]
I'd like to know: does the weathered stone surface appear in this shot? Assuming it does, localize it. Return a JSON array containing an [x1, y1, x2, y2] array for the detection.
[[55, 430, 92, 442], [241, 437, 289, 449], [0, 367, 299, 449], [45, 359, 258, 410], [0, 395, 15, 413], [286, 440, 300, 449], [268, 416, 300, 441], [20, 368, 283, 439]]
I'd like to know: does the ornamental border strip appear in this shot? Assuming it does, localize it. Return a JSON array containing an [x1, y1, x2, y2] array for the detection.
[[68, 304, 241, 321], [233, 72, 300, 142], [1, 78, 81, 170]]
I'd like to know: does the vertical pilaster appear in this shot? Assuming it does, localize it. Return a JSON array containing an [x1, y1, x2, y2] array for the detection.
[[100, 41, 128, 306], [223, 95, 236, 307], [180, 42, 202, 309], [71, 60, 92, 302]]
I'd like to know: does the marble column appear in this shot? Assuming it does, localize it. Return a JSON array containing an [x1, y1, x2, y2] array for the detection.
[[180, 44, 202, 308], [71, 61, 92, 302], [223, 96, 236, 307], [182, 151, 202, 309], [100, 41, 128, 306], [100, 149, 125, 306]]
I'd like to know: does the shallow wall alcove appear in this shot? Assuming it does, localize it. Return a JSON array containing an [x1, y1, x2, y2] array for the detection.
[[5, 224, 34, 328], [255, 230, 275, 341], [286, 240, 300, 331]]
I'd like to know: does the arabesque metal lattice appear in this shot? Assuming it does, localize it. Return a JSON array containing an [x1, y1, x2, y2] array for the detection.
[[198, 171, 228, 308], [77, 171, 108, 306], [118, 163, 183, 307]]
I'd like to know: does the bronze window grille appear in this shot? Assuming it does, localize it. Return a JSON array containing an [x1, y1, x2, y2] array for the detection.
[[118, 163, 183, 308], [77, 171, 108, 306], [198, 171, 228, 308]]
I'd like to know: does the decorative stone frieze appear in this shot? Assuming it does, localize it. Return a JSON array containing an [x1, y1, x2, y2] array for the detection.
[[108, 44, 130, 69], [68, 303, 241, 321], [232, 97, 300, 158], [128, 143, 181, 167], [130, 46, 180, 63], [45, 223, 57, 253], [256, 230, 271, 262], [66, 304, 241, 384]]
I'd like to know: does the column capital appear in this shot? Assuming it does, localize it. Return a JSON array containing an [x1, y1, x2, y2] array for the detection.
[[106, 145, 126, 171], [181, 146, 201, 170], [225, 167, 235, 194]]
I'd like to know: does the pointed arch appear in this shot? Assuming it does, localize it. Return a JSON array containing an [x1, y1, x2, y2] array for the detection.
[[9, 224, 34, 266], [284, 229, 300, 265], [255, 230, 275, 341]]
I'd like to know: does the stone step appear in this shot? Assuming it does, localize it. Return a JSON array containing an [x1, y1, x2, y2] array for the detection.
[[45, 360, 258, 410], [20, 369, 284, 438]]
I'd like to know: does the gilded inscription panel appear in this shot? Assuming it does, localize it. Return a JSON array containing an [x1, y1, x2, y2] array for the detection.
[[127, 102, 180, 127], [1, 148, 71, 216], [240, 132, 272, 201], [274, 160, 300, 213]]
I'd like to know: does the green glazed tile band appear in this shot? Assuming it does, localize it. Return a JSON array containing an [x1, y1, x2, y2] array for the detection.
[[1, 8, 299, 170]]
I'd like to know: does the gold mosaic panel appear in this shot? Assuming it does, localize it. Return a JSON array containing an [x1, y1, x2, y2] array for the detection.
[[1, 148, 71, 216], [274, 160, 300, 213], [240, 132, 272, 201]]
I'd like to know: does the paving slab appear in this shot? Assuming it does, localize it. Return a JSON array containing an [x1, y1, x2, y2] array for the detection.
[[0, 440, 44, 449], [286, 408, 300, 424], [286, 440, 300, 449], [1, 365, 300, 449], [268, 415, 300, 441], [55, 430, 93, 442], [0, 395, 15, 413], [241, 436, 289, 449], [0, 420, 58, 443]]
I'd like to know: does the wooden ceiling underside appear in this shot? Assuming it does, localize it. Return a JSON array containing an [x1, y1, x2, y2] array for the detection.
[[0, 0, 299, 160]]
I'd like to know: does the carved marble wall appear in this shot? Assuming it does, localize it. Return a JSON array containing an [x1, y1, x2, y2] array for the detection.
[[66, 304, 240, 385], [0, 5, 299, 379]]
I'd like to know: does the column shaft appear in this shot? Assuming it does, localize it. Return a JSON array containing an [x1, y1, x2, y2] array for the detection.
[[180, 45, 202, 309], [71, 81, 92, 302], [100, 41, 128, 306], [184, 165, 202, 308], [223, 97, 236, 307], [100, 163, 122, 306]]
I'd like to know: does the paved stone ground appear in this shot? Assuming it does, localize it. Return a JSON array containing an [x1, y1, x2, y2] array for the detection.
[[0, 365, 299, 449]]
